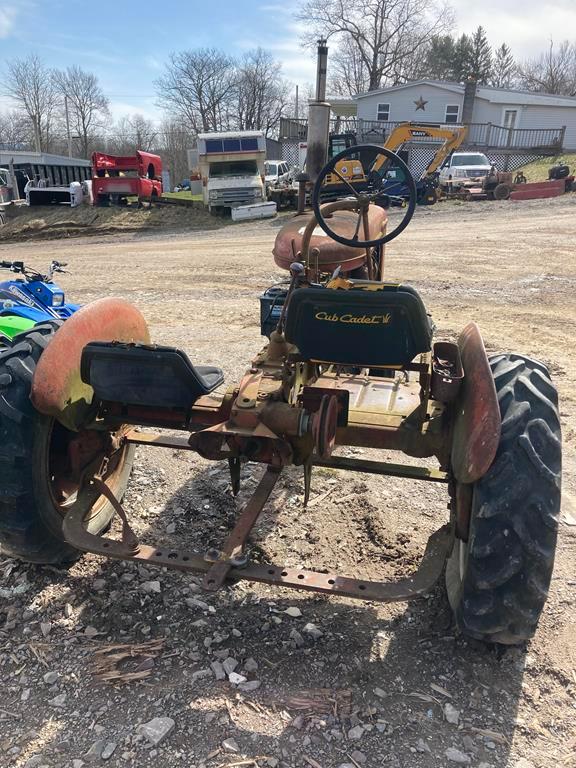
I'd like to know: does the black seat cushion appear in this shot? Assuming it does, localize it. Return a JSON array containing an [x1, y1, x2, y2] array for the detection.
[[81, 342, 224, 409], [284, 283, 433, 367]]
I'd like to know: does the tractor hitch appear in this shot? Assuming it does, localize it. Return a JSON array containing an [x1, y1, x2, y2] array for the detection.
[[62, 465, 454, 603]]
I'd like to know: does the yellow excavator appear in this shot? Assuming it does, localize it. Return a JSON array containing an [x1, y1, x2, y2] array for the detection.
[[322, 123, 468, 205]]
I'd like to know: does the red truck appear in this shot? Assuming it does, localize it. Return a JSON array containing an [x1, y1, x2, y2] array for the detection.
[[91, 151, 162, 206]]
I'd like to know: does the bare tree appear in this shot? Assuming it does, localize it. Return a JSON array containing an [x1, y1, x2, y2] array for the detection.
[[3, 54, 58, 151], [518, 40, 576, 96], [298, 0, 454, 93], [109, 114, 158, 154], [0, 110, 32, 150], [330, 36, 372, 95], [53, 66, 109, 157], [158, 118, 194, 187], [236, 49, 289, 135], [156, 49, 237, 131]]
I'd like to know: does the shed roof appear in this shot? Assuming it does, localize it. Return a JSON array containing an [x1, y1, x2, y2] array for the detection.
[[0, 150, 90, 166], [197, 131, 264, 140]]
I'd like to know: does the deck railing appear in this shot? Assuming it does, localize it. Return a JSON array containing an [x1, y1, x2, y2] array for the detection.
[[278, 117, 565, 153]]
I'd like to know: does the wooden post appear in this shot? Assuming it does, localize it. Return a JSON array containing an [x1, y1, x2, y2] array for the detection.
[[8, 159, 20, 201]]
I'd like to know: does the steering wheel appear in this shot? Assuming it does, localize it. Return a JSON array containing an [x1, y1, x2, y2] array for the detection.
[[311, 144, 417, 248]]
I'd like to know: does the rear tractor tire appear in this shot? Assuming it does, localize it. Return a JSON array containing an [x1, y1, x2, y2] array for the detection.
[[493, 182, 512, 200], [0, 324, 134, 564], [446, 353, 561, 644]]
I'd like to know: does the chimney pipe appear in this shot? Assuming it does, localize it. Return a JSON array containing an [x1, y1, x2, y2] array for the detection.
[[462, 79, 477, 124]]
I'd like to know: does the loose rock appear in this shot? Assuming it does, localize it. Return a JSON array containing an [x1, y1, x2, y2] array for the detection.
[[302, 622, 323, 639], [210, 661, 226, 680], [444, 702, 460, 725], [85, 740, 106, 761], [238, 680, 261, 692], [348, 725, 365, 741], [48, 693, 67, 708], [445, 747, 471, 764], [137, 717, 175, 746], [101, 742, 117, 760], [222, 737, 240, 753], [223, 657, 238, 675]]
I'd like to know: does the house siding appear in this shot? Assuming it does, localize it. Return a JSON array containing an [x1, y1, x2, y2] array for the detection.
[[471, 101, 575, 147], [518, 105, 576, 149], [356, 83, 575, 149], [356, 84, 463, 125]]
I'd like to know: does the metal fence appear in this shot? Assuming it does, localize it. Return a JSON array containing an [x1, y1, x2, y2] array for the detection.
[[279, 117, 565, 153]]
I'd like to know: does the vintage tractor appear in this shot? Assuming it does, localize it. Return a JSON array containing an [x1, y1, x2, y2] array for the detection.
[[0, 146, 561, 645]]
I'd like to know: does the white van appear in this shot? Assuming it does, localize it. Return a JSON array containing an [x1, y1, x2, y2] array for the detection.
[[195, 131, 266, 213], [264, 160, 292, 188]]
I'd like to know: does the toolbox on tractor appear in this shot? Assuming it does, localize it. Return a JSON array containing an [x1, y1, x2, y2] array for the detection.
[[0, 142, 562, 647]]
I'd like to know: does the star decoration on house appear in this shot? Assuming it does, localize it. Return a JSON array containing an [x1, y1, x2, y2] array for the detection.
[[414, 96, 428, 111]]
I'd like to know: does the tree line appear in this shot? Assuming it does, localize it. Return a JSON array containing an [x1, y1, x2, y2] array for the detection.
[[298, 0, 576, 96], [0, 48, 289, 186]]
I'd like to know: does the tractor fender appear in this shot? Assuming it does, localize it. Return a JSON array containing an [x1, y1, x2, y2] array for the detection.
[[31, 297, 150, 430], [451, 322, 501, 484]]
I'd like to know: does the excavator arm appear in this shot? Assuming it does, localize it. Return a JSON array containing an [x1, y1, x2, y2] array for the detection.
[[374, 123, 468, 179]]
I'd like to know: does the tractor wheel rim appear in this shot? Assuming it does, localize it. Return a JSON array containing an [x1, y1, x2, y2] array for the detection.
[[47, 420, 129, 520]]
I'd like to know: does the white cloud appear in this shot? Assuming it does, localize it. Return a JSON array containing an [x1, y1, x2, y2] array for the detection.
[[238, 13, 316, 87], [0, 5, 18, 38], [145, 55, 163, 71], [107, 99, 159, 124], [453, 0, 576, 58]]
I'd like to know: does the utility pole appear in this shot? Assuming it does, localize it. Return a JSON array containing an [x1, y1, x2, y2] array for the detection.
[[64, 95, 73, 158], [295, 85, 299, 121], [33, 115, 41, 153]]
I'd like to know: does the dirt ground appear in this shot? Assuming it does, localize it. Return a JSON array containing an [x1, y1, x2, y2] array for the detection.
[[1, 195, 575, 768], [0, 201, 221, 242]]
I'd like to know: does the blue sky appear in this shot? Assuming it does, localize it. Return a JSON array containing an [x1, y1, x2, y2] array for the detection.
[[0, 0, 317, 121], [1, 0, 575, 123]]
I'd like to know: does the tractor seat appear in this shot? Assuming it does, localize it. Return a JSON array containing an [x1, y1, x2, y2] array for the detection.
[[284, 282, 433, 368], [81, 342, 224, 409]]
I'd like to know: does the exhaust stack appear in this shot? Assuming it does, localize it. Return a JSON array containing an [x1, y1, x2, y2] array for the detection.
[[306, 39, 330, 184]]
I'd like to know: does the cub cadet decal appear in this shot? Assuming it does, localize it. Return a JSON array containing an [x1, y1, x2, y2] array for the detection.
[[315, 311, 392, 325]]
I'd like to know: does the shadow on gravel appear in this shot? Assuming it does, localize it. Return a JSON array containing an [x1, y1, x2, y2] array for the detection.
[[0, 458, 528, 767]]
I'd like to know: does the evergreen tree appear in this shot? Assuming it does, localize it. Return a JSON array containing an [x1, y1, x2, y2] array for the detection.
[[424, 35, 457, 80], [468, 26, 493, 84], [452, 34, 474, 81], [491, 44, 516, 88]]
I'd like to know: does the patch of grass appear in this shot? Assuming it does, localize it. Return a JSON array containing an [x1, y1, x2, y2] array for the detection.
[[163, 190, 202, 202], [516, 153, 576, 182]]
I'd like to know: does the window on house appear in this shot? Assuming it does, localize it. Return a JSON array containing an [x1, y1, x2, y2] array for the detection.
[[445, 105, 460, 124], [377, 103, 390, 121]]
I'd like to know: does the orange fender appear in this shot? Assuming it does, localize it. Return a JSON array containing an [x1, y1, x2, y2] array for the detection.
[[451, 322, 501, 484], [31, 297, 150, 429]]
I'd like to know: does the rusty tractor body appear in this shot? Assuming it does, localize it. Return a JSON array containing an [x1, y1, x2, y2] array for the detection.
[[1, 144, 561, 646]]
